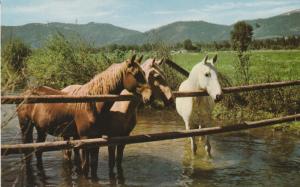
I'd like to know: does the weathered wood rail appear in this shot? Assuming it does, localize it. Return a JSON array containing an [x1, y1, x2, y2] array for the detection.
[[1, 80, 299, 104], [2, 113, 299, 155], [164, 59, 190, 77], [1, 59, 299, 156]]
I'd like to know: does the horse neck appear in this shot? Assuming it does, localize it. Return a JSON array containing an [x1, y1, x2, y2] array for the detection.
[[76, 64, 126, 96], [69, 63, 126, 114], [111, 89, 140, 115], [187, 63, 203, 90]]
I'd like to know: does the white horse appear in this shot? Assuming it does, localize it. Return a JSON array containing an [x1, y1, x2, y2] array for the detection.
[[176, 54, 223, 157]]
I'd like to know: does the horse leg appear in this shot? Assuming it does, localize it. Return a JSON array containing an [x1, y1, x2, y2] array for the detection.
[[184, 119, 197, 155], [73, 135, 81, 166], [199, 123, 211, 158], [63, 137, 72, 161], [116, 144, 125, 182], [35, 129, 47, 169], [108, 145, 116, 179], [20, 120, 34, 170], [73, 146, 81, 174], [90, 147, 99, 180], [191, 136, 197, 155], [80, 148, 89, 178], [204, 136, 212, 158], [79, 136, 90, 178]]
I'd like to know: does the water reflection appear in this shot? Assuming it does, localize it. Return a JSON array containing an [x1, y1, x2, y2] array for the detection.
[[1, 107, 300, 186]]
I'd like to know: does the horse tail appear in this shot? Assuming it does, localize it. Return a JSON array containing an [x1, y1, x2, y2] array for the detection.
[[18, 113, 34, 144], [17, 110, 35, 168]]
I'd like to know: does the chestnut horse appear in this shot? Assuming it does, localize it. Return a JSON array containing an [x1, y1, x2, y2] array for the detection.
[[107, 58, 173, 180], [17, 55, 151, 179]]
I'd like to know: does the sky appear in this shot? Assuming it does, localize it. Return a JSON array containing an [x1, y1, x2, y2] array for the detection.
[[1, 0, 300, 32]]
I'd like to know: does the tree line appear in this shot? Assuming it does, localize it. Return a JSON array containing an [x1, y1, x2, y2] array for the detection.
[[97, 35, 300, 53]]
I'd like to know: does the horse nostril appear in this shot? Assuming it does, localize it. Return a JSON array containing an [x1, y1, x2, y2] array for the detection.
[[215, 94, 223, 102], [143, 97, 150, 104], [169, 96, 175, 103]]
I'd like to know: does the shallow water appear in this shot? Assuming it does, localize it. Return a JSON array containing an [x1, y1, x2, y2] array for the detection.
[[1, 106, 300, 187]]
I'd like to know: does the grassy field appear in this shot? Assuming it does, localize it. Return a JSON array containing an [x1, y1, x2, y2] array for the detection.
[[171, 50, 300, 83]]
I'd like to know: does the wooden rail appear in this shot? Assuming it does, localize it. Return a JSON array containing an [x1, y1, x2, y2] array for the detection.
[[1, 80, 299, 104], [1, 94, 136, 104], [173, 80, 300, 97], [2, 113, 299, 155], [164, 59, 190, 77]]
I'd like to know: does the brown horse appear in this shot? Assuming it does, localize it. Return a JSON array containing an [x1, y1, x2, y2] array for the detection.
[[106, 58, 173, 180], [17, 55, 152, 179], [60, 56, 147, 161], [62, 58, 173, 180]]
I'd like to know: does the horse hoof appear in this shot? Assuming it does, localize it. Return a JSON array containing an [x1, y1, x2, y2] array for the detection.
[[207, 152, 213, 159], [109, 172, 116, 179], [117, 174, 125, 184], [192, 148, 197, 155], [91, 175, 99, 182], [36, 163, 44, 170]]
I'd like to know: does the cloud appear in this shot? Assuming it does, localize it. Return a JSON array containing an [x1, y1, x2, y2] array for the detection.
[[203, 0, 296, 12], [2, 0, 300, 31], [3, 0, 117, 24], [151, 10, 178, 15]]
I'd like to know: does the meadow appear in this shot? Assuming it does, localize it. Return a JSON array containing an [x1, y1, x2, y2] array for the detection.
[[172, 50, 300, 83]]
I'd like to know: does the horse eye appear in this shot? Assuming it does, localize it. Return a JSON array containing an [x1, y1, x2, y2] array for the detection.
[[154, 80, 159, 86], [205, 72, 211, 77]]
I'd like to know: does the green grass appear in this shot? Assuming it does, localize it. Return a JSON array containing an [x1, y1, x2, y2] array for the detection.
[[172, 50, 300, 83]]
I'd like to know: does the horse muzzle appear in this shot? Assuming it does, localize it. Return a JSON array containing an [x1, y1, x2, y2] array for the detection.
[[214, 94, 223, 103], [142, 96, 151, 105], [164, 94, 175, 106]]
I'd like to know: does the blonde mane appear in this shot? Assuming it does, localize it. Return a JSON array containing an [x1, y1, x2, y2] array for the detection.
[[73, 62, 128, 96], [67, 61, 128, 111]]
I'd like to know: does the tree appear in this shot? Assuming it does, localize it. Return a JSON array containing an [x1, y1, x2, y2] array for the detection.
[[183, 39, 196, 51], [231, 21, 253, 84], [231, 21, 253, 52]]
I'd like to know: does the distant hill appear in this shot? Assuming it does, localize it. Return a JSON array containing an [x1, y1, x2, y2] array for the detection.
[[2, 10, 300, 47], [1, 22, 142, 48], [143, 21, 231, 43], [246, 9, 300, 39]]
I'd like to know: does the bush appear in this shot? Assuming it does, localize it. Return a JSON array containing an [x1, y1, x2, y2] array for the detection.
[[26, 33, 113, 88], [1, 39, 31, 92]]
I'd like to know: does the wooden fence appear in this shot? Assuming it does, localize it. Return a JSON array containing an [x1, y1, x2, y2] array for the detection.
[[1, 80, 299, 104], [2, 114, 299, 155], [1, 59, 299, 156]]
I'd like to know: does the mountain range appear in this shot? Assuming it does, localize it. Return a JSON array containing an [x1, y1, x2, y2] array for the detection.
[[2, 9, 300, 48]]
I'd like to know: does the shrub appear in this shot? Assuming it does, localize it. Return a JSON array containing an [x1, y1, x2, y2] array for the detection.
[[1, 39, 31, 92], [26, 33, 112, 88]]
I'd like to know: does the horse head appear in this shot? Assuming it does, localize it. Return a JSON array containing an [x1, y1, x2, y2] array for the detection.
[[123, 54, 152, 104], [142, 58, 174, 106], [198, 54, 223, 102]]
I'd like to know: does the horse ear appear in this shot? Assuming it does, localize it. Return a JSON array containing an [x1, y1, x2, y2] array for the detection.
[[212, 54, 218, 64], [155, 58, 164, 65], [150, 58, 156, 67], [203, 55, 209, 64], [137, 55, 143, 64], [128, 54, 137, 65]]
